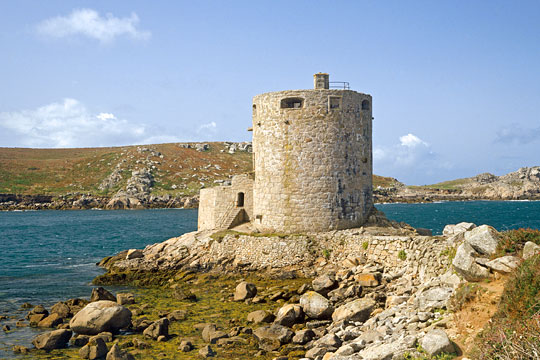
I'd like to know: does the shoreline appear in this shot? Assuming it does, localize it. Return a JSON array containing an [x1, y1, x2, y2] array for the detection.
[[2, 208, 539, 359], [3, 193, 540, 211], [3, 215, 536, 359]]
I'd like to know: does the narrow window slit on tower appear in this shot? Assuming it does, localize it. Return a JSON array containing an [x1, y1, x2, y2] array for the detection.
[[281, 97, 304, 109], [362, 100, 370, 110]]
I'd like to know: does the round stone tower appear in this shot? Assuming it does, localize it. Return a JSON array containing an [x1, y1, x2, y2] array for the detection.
[[251, 73, 373, 233]]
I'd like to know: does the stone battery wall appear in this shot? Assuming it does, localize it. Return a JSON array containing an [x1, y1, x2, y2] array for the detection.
[[198, 175, 253, 230], [252, 89, 373, 233]]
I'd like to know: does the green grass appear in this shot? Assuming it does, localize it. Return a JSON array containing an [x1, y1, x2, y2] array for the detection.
[[474, 254, 540, 359], [493, 228, 540, 258], [416, 178, 471, 190]]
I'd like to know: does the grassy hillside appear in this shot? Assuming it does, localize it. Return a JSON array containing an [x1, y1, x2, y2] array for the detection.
[[0, 143, 253, 196]]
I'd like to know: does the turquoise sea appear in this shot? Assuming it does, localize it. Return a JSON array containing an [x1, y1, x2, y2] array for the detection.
[[1, 201, 540, 356]]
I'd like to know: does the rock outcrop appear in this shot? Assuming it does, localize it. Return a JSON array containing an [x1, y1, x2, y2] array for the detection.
[[32, 329, 72, 350], [70, 301, 131, 335]]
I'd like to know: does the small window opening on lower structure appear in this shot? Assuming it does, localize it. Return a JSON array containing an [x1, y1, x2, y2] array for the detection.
[[236, 192, 245, 207], [281, 97, 304, 109], [361, 100, 370, 110], [329, 96, 342, 110], [252, 104, 257, 115]]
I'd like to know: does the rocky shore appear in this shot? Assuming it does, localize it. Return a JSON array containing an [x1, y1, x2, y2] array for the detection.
[[4, 209, 539, 359], [0, 193, 199, 211], [374, 166, 540, 203]]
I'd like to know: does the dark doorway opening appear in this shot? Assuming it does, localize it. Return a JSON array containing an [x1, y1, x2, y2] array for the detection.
[[236, 192, 245, 207]]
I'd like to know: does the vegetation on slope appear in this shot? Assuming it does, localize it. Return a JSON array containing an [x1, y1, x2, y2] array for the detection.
[[474, 229, 540, 360], [0, 143, 252, 197]]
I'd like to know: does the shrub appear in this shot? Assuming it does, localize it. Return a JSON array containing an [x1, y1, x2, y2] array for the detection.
[[322, 249, 331, 259], [362, 241, 369, 250], [398, 250, 407, 261], [474, 254, 540, 359], [440, 246, 457, 263], [495, 228, 540, 258]]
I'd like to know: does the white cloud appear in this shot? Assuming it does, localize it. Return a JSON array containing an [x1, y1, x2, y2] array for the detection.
[[374, 133, 452, 184], [0, 98, 158, 148], [399, 133, 428, 148], [36, 8, 151, 43], [96, 112, 116, 121]]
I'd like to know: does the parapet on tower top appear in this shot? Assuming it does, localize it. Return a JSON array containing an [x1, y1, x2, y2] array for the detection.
[[313, 72, 350, 90]]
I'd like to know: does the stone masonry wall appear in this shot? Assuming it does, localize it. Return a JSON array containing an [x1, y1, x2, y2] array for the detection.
[[252, 89, 373, 233], [197, 175, 253, 230], [199, 228, 450, 283]]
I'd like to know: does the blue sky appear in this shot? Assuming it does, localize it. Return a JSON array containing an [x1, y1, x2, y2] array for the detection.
[[1, 1, 539, 184]]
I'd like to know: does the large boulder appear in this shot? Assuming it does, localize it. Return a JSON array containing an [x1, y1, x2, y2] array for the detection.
[[37, 313, 63, 328], [416, 287, 454, 312], [292, 329, 314, 344], [443, 222, 476, 236], [452, 242, 490, 281], [50, 302, 71, 318], [420, 329, 455, 356], [116, 293, 135, 305], [464, 225, 500, 256], [70, 301, 131, 335], [26, 305, 48, 319], [312, 273, 337, 295], [233, 282, 257, 301], [358, 335, 417, 360], [79, 337, 108, 359], [523, 241, 540, 260], [274, 304, 303, 327], [299, 291, 334, 319], [143, 318, 169, 340], [106, 343, 135, 360], [253, 324, 294, 351], [332, 298, 375, 323], [485, 256, 521, 274], [90, 287, 116, 302], [32, 329, 72, 350], [247, 310, 275, 324], [201, 324, 228, 344]]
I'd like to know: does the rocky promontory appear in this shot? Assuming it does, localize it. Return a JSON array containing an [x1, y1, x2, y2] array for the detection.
[[374, 166, 540, 203], [5, 207, 539, 359]]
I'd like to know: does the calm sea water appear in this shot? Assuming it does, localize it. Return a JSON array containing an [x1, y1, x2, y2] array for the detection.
[[376, 200, 540, 235], [1, 201, 540, 356]]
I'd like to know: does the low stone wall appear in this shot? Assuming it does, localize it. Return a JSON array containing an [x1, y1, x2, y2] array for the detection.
[[118, 225, 451, 285]]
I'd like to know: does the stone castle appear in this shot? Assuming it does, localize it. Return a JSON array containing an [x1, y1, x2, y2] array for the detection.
[[198, 73, 373, 233]]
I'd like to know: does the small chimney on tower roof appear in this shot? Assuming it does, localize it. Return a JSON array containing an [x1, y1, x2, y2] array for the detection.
[[313, 73, 329, 89]]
